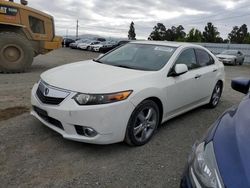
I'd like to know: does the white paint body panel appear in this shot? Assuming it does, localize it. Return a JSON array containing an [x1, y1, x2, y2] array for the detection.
[[31, 41, 225, 144]]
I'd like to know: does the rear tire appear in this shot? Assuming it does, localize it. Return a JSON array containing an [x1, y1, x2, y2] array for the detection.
[[0, 32, 34, 73], [207, 82, 223, 108], [125, 100, 160, 146], [239, 59, 244, 65]]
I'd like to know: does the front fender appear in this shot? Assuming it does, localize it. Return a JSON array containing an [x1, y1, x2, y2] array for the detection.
[[129, 87, 166, 110]]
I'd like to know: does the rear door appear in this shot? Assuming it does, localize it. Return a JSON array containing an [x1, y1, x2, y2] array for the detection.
[[194, 49, 218, 100]]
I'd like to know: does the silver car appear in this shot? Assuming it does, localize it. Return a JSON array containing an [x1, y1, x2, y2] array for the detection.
[[216, 50, 245, 65]]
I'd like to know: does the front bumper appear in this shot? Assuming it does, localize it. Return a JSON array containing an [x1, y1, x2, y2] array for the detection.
[[181, 165, 194, 188], [31, 83, 135, 144], [93, 47, 100, 52], [219, 59, 234, 64], [79, 46, 88, 50], [181, 165, 204, 188]]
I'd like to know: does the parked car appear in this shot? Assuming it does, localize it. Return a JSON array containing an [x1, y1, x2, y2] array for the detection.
[[62, 38, 75, 47], [92, 42, 114, 52], [216, 50, 245, 65], [69, 39, 89, 49], [99, 40, 130, 53], [181, 77, 250, 188], [31, 41, 224, 146], [78, 41, 100, 50], [89, 42, 105, 52]]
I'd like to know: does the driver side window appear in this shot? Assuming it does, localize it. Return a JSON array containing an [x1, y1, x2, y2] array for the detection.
[[175, 48, 199, 70]]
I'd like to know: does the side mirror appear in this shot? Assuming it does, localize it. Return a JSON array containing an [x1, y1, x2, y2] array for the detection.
[[169, 64, 188, 77], [231, 78, 250, 94]]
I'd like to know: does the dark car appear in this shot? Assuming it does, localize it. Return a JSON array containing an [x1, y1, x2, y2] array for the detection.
[[62, 38, 75, 47], [181, 77, 250, 188]]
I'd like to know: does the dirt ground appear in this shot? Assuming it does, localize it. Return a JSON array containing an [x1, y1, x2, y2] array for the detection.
[[0, 48, 249, 188]]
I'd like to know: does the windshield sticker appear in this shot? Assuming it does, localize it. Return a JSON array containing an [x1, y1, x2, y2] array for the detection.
[[154, 46, 173, 52], [0, 6, 18, 16]]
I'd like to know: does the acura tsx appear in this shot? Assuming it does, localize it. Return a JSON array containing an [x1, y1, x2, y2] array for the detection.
[[31, 41, 225, 146]]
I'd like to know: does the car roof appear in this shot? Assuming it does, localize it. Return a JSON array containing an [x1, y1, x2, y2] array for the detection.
[[130, 40, 202, 48]]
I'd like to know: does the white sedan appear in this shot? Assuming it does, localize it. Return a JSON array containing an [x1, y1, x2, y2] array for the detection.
[[216, 50, 245, 65], [78, 41, 100, 50], [31, 41, 225, 146]]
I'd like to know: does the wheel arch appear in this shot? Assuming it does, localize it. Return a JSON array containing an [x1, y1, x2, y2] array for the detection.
[[217, 79, 224, 92], [142, 97, 164, 124], [0, 24, 30, 38]]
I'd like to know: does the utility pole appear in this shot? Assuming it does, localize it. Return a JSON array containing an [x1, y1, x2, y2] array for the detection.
[[76, 20, 79, 39]]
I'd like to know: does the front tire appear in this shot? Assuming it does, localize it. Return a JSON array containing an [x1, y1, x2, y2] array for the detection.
[[234, 59, 237, 66], [0, 32, 34, 73], [125, 100, 160, 146], [207, 82, 223, 108]]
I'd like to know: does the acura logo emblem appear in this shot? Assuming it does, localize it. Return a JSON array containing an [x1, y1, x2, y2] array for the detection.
[[44, 88, 49, 96]]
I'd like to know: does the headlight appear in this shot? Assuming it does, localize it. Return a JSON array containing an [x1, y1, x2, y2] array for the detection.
[[73, 90, 132, 105], [190, 142, 224, 188]]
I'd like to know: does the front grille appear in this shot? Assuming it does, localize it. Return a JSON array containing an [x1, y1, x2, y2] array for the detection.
[[35, 81, 70, 105], [33, 106, 64, 130], [36, 88, 64, 105]]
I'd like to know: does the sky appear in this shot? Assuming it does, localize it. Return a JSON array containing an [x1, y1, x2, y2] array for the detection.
[[28, 0, 250, 39]]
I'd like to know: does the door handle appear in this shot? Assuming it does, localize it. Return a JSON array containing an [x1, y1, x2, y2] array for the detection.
[[213, 69, 218, 72], [194, 74, 201, 79]]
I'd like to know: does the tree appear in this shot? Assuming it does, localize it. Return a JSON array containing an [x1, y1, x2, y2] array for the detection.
[[128, 21, 136, 40], [175, 25, 186, 41], [148, 23, 167, 40], [202, 22, 221, 43], [228, 24, 248, 44], [164, 25, 186, 41], [186, 28, 202, 42], [243, 33, 250, 44], [228, 26, 239, 43]]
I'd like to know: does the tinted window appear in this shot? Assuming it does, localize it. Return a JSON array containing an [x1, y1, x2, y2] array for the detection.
[[99, 44, 176, 71], [196, 49, 214, 67], [29, 16, 45, 34], [175, 48, 199, 70]]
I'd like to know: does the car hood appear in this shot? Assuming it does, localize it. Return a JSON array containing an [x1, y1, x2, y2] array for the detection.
[[41, 60, 153, 93], [216, 54, 236, 59], [213, 94, 250, 187]]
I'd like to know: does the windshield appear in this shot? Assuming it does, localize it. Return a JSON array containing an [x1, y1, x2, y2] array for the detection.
[[221, 50, 237, 55], [98, 43, 176, 71]]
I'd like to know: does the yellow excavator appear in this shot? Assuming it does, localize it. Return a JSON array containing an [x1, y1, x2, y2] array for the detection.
[[0, 0, 62, 73]]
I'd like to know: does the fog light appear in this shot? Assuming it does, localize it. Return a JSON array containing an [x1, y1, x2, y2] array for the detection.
[[84, 128, 97, 137], [75, 125, 98, 137]]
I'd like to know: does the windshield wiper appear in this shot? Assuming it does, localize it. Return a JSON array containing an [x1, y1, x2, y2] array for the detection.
[[93, 59, 103, 64]]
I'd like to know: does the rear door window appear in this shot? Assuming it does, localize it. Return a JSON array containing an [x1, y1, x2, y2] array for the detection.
[[195, 49, 214, 67]]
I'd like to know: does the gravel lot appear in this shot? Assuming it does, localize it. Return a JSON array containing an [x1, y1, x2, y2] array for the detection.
[[0, 48, 249, 188]]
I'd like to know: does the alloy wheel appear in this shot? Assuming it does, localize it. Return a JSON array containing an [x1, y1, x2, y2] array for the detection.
[[133, 107, 157, 143]]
